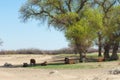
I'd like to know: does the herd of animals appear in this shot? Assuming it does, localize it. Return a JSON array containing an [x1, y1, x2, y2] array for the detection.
[[3, 57, 76, 68], [23, 57, 76, 67], [23, 59, 48, 67]]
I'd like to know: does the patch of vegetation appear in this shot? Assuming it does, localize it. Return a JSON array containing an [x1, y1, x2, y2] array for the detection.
[[28, 53, 120, 69], [57, 53, 120, 59], [29, 62, 104, 69]]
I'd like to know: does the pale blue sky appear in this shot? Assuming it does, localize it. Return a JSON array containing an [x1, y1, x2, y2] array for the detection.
[[0, 0, 68, 50]]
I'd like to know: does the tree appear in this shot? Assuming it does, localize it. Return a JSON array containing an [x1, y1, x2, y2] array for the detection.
[[94, 0, 119, 60], [19, 0, 92, 62], [94, 0, 120, 60], [107, 6, 120, 60], [65, 8, 103, 62]]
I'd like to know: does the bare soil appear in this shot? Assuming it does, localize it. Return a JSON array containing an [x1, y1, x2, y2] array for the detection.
[[0, 54, 120, 80]]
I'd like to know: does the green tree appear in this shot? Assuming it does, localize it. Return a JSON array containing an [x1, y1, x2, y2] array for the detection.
[[65, 8, 103, 62], [107, 6, 120, 60], [19, 0, 92, 62], [94, 0, 120, 60]]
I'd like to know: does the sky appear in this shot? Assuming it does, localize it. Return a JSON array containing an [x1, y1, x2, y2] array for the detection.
[[0, 0, 68, 50]]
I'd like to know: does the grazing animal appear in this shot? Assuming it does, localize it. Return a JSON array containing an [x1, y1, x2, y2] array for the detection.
[[4, 62, 13, 67], [23, 63, 28, 67], [68, 59, 75, 64], [41, 61, 47, 66], [98, 57, 104, 62], [64, 57, 69, 64], [64, 57, 75, 64], [30, 59, 36, 66]]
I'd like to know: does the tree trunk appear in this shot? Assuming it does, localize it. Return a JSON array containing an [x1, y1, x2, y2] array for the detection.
[[110, 42, 119, 60], [98, 32, 102, 57], [75, 44, 83, 62], [79, 52, 83, 62], [98, 44, 102, 57], [103, 43, 110, 60]]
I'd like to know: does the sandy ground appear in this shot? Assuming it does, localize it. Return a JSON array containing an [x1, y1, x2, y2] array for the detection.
[[0, 54, 120, 80], [0, 54, 52, 66]]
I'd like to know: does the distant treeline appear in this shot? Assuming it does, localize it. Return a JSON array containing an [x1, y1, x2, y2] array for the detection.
[[0, 48, 119, 55]]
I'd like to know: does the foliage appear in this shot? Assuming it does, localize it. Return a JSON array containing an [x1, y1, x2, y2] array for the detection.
[[65, 8, 103, 53], [108, 6, 120, 42], [19, 0, 89, 30]]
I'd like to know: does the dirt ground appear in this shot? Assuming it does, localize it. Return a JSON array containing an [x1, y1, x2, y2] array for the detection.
[[0, 54, 120, 80]]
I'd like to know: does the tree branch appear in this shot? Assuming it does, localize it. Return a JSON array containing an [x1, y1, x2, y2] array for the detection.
[[57, 1, 66, 13], [94, 0, 116, 24], [76, 0, 87, 13], [41, 9, 66, 25], [47, 1, 65, 13], [105, 0, 116, 13], [65, 0, 72, 12]]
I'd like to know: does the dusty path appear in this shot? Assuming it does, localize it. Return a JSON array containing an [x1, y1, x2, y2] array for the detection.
[[0, 68, 120, 80]]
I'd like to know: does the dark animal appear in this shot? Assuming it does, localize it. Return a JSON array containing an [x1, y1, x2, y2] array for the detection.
[[64, 57, 75, 64], [68, 59, 75, 64], [41, 61, 47, 66], [4, 62, 13, 67], [23, 63, 28, 67], [98, 57, 104, 62], [30, 59, 36, 66], [64, 57, 69, 64]]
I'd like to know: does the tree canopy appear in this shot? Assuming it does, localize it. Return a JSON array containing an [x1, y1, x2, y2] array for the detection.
[[20, 0, 89, 30], [65, 7, 103, 57]]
